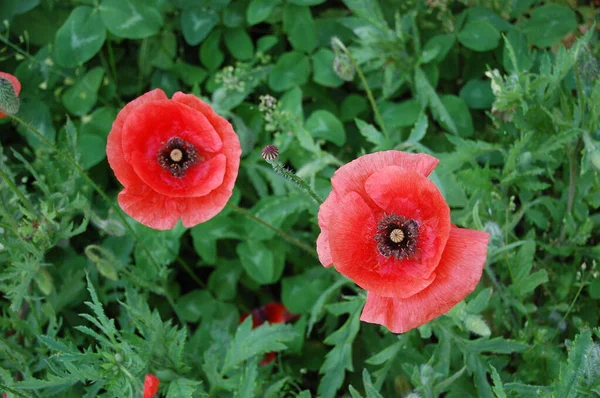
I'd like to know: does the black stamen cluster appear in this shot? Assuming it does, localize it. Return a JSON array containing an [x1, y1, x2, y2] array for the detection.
[[157, 137, 198, 178], [374, 214, 419, 259]]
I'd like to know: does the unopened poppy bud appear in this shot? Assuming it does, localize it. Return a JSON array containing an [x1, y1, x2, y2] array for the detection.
[[333, 54, 355, 81], [261, 145, 279, 162]]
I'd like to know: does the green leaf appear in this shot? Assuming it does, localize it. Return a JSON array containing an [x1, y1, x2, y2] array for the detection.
[[522, 5, 577, 48], [490, 366, 507, 398], [502, 29, 534, 73], [200, 30, 224, 71], [268, 51, 310, 92], [466, 287, 492, 313], [287, 0, 326, 4], [0, 75, 20, 115], [312, 48, 344, 88], [78, 133, 105, 169], [100, 0, 163, 39], [415, 67, 457, 134], [283, 4, 317, 53], [340, 94, 368, 122], [208, 261, 242, 301], [17, 98, 57, 149], [459, 79, 494, 110], [458, 21, 500, 52], [62, 67, 105, 116], [181, 8, 219, 46], [247, 0, 281, 25], [554, 330, 593, 398], [355, 119, 390, 150], [423, 34, 455, 63], [134, 222, 186, 271], [318, 297, 364, 398], [222, 318, 297, 374], [380, 99, 421, 129], [237, 240, 275, 284], [282, 268, 332, 313], [440, 95, 473, 136], [306, 110, 346, 146], [53, 6, 106, 68], [518, 270, 548, 295], [407, 112, 428, 143], [166, 378, 203, 398], [469, 337, 528, 354], [224, 27, 254, 60]]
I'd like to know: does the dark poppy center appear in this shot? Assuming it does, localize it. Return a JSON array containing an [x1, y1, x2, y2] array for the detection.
[[374, 214, 419, 259], [157, 137, 198, 178]]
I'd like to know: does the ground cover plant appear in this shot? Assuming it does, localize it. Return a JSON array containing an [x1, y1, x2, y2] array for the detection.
[[1, 0, 599, 397]]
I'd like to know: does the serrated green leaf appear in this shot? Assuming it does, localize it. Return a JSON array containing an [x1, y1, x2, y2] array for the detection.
[[222, 318, 297, 374]]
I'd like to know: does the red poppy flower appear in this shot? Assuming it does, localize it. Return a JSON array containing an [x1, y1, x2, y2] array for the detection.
[[143, 374, 160, 398], [0, 72, 21, 118], [240, 302, 296, 365], [317, 151, 489, 333], [106, 89, 241, 230]]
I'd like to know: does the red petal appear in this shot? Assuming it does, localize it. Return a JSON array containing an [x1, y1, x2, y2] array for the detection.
[[121, 100, 224, 197], [107, 89, 168, 189], [328, 191, 437, 298], [117, 184, 180, 230], [360, 226, 489, 333], [260, 352, 277, 366], [143, 374, 160, 398], [263, 302, 295, 323], [364, 166, 451, 278], [316, 191, 339, 267], [331, 151, 439, 199]]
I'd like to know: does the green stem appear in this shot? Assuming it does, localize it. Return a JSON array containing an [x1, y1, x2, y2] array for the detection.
[[226, 203, 318, 259], [0, 167, 35, 214], [336, 42, 389, 139], [269, 161, 322, 205]]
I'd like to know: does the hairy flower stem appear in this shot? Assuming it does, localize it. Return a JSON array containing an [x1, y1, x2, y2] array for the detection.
[[226, 203, 318, 259], [9, 115, 186, 324], [268, 160, 322, 205], [331, 37, 389, 139]]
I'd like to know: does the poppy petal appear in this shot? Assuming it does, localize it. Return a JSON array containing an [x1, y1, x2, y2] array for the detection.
[[118, 184, 180, 230], [316, 191, 339, 267], [143, 374, 160, 398], [107, 89, 168, 189], [172, 92, 242, 207], [331, 151, 439, 198], [364, 166, 451, 278], [121, 100, 224, 197], [328, 191, 437, 298], [360, 226, 490, 333], [177, 188, 235, 227]]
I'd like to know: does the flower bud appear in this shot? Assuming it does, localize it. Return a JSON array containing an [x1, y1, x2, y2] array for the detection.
[[333, 54, 355, 81], [261, 145, 279, 162]]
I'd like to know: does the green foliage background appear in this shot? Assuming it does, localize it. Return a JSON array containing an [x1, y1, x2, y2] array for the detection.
[[1, 0, 600, 397]]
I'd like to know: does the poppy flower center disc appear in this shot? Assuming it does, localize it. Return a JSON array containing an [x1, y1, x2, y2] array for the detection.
[[375, 214, 419, 259], [157, 137, 198, 178]]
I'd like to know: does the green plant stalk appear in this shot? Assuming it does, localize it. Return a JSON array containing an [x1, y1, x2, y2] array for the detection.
[[226, 203, 318, 259], [269, 160, 322, 205], [337, 44, 389, 140]]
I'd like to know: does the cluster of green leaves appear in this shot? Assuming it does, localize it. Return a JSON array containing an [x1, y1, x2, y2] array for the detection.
[[1, 0, 600, 397]]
